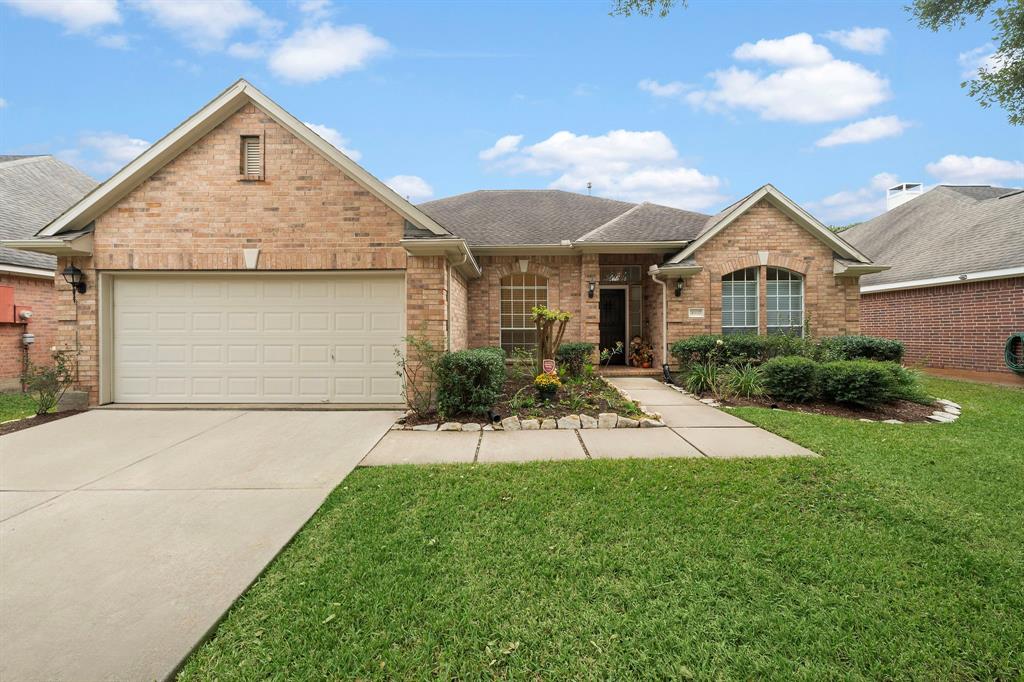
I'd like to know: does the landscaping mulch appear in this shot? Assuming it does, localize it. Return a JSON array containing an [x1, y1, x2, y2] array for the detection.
[[0, 410, 85, 437], [403, 373, 643, 426], [718, 394, 937, 422]]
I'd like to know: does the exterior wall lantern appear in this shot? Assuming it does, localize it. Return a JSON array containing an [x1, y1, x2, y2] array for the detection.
[[587, 280, 596, 298], [674, 277, 684, 297], [62, 264, 87, 302]]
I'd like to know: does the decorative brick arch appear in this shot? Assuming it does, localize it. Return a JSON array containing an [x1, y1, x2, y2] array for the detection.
[[712, 253, 809, 278], [493, 260, 558, 281]]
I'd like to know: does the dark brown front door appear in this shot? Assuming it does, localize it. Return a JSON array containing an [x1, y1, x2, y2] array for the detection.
[[599, 288, 626, 364]]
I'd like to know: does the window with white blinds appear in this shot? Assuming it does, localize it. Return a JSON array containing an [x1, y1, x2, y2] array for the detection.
[[241, 136, 262, 177]]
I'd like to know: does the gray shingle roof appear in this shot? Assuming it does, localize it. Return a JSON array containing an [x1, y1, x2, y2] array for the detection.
[[842, 185, 1024, 286], [0, 156, 97, 270], [416, 189, 710, 246]]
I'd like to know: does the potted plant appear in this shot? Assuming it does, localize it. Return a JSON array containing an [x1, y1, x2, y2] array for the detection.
[[629, 336, 654, 368], [534, 372, 561, 401]]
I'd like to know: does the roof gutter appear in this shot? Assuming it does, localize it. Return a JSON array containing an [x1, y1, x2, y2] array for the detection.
[[860, 265, 1024, 293], [2, 231, 94, 256], [0, 263, 55, 279], [833, 259, 890, 277], [400, 238, 482, 278]]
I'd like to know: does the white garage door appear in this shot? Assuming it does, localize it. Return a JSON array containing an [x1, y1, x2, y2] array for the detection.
[[112, 274, 405, 404]]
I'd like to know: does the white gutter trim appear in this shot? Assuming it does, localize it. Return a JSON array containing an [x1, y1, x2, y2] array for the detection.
[[0, 263, 55, 279], [861, 265, 1024, 293], [399, 238, 482, 278], [2, 232, 94, 256]]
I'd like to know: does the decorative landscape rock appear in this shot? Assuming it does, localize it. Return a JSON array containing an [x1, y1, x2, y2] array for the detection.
[[390, 423, 404, 430], [541, 418, 557, 430], [882, 419, 904, 424], [557, 415, 581, 430], [598, 413, 618, 429], [616, 417, 639, 428], [521, 419, 540, 430], [482, 424, 494, 431], [462, 423, 481, 431], [412, 423, 438, 431], [438, 422, 462, 431], [501, 416, 521, 431], [943, 406, 961, 415], [579, 414, 598, 429], [927, 412, 956, 423], [639, 418, 665, 428], [937, 399, 961, 409]]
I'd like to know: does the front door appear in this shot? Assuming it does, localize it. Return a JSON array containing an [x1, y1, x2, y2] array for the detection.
[[599, 288, 626, 364]]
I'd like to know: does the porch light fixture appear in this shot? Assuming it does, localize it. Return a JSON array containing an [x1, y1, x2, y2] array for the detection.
[[587, 280, 596, 298], [674, 277, 684, 297], [62, 264, 87, 301]]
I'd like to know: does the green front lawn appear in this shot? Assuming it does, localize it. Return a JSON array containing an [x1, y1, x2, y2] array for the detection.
[[0, 393, 35, 422], [180, 378, 1024, 680]]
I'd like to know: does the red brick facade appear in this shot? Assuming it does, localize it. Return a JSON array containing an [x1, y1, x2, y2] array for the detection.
[[0, 273, 58, 391], [861, 277, 1024, 383]]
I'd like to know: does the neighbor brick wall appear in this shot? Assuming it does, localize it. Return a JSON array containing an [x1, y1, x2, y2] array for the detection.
[[0, 273, 58, 390], [664, 200, 861, 362], [59, 102, 420, 404], [861, 277, 1024, 378]]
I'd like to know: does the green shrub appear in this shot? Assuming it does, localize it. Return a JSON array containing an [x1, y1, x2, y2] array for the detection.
[[818, 335, 904, 363], [435, 347, 507, 419], [670, 335, 723, 367], [817, 360, 898, 407], [762, 356, 820, 403], [21, 350, 75, 416], [555, 342, 595, 378], [671, 333, 815, 368], [884, 363, 932, 404], [685, 362, 722, 396], [721, 363, 765, 399]]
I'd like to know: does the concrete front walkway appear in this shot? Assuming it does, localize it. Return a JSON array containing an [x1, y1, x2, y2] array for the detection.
[[0, 408, 399, 682], [361, 378, 815, 466]]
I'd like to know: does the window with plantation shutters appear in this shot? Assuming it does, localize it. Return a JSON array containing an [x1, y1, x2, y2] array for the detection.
[[240, 135, 262, 177]]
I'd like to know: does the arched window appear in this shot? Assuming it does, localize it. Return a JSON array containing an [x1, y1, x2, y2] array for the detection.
[[721, 267, 758, 335], [767, 268, 804, 336], [500, 273, 548, 353]]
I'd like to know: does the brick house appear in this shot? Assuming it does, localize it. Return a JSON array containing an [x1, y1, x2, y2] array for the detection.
[[5, 80, 884, 406], [843, 185, 1024, 384], [0, 156, 96, 391]]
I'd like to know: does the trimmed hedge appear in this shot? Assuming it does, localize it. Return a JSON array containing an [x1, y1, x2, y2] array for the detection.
[[670, 333, 816, 368], [818, 335, 904, 363], [556, 342, 595, 377], [436, 347, 507, 419], [817, 360, 898, 407], [762, 356, 820, 403]]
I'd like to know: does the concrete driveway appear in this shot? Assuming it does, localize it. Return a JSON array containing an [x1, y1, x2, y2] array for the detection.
[[0, 408, 398, 682]]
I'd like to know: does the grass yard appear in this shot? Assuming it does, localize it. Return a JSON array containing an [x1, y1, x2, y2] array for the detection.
[[0, 393, 35, 422], [180, 377, 1024, 680]]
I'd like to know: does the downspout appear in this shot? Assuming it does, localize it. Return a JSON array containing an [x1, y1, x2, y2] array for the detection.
[[650, 271, 668, 368]]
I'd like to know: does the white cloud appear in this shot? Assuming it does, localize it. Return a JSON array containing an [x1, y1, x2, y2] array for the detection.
[[131, 0, 280, 52], [386, 175, 434, 201], [58, 132, 151, 177], [925, 155, 1024, 185], [809, 172, 898, 223], [638, 79, 690, 98], [733, 32, 832, 66], [823, 27, 891, 55], [302, 122, 361, 160], [2, 0, 119, 32], [268, 24, 389, 82], [298, 0, 331, 19], [816, 115, 910, 147], [227, 41, 265, 59], [478, 134, 523, 161], [483, 129, 726, 210], [958, 44, 1005, 78], [0, 98, 7, 109]]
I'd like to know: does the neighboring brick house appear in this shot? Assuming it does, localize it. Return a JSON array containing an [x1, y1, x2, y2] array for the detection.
[[4, 80, 882, 406], [0, 155, 96, 391], [843, 185, 1024, 384]]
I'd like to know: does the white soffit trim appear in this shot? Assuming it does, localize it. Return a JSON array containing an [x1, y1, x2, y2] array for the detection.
[[668, 184, 872, 265], [2, 232, 94, 256], [38, 79, 452, 239], [399, 238, 482, 278], [861, 265, 1024, 293], [0, 263, 55, 278]]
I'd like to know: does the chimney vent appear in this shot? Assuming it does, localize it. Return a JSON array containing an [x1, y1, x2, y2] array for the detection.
[[886, 182, 924, 211]]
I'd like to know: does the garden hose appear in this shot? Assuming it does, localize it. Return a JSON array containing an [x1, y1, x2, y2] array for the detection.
[[1006, 333, 1024, 374]]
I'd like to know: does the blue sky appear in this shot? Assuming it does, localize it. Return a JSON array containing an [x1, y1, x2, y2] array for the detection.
[[1, 0, 1021, 224]]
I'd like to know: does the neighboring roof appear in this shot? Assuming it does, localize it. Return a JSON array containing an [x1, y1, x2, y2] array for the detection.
[[34, 79, 452, 240], [0, 155, 97, 271], [668, 184, 873, 265], [843, 185, 1024, 287], [416, 190, 710, 246]]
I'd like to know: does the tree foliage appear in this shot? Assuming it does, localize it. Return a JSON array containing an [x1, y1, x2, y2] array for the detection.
[[911, 0, 1023, 125], [610, 0, 685, 17]]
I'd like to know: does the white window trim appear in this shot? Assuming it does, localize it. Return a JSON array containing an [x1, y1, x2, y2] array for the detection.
[[766, 267, 805, 336], [721, 267, 759, 335]]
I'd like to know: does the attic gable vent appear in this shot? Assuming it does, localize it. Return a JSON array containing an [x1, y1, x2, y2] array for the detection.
[[240, 135, 263, 178]]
